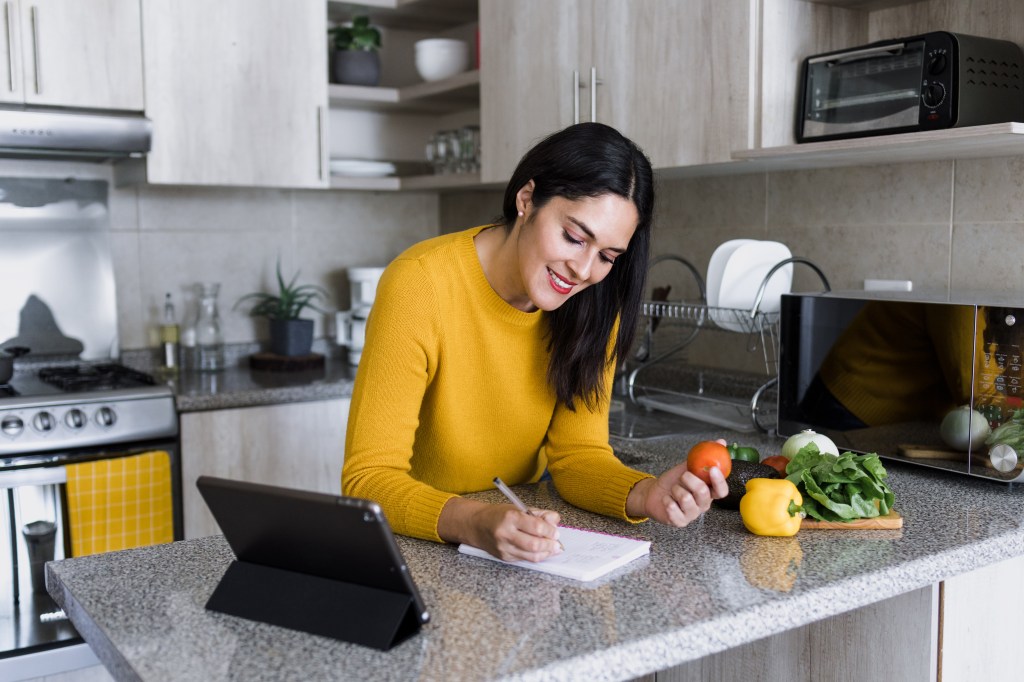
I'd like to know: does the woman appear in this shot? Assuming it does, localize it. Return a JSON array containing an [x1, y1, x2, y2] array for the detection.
[[343, 122, 727, 563]]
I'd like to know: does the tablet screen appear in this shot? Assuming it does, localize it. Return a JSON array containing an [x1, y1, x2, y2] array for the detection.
[[197, 476, 428, 623]]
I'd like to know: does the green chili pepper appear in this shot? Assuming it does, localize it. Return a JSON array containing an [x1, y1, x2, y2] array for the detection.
[[727, 442, 760, 462]]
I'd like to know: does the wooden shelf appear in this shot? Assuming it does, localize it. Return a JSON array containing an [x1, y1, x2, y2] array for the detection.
[[329, 171, 497, 192], [327, 0, 476, 31], [328, 69, 479, 113], [729, 122, 1024, 173], [802, 0, 920, 9]]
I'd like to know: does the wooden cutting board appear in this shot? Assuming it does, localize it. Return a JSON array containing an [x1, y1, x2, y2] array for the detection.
[[801, 510, 903, 529]]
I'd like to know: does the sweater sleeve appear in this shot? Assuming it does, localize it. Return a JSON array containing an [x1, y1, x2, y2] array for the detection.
[[544, 355, 654, 522], [342, 259, 457, 542]]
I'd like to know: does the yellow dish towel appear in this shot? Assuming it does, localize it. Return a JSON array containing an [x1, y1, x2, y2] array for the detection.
[[65, 450, 174, 557]]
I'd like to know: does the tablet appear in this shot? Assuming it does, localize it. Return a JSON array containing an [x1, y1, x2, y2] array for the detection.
[[196, 476, 429, 625]]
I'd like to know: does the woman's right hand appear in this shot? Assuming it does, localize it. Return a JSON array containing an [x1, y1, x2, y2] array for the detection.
[[438, 497, 562, 562]]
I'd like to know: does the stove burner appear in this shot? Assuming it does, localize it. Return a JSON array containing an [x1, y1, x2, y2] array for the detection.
[[37, 364, 157, 393], [0, 385, 17, 398]]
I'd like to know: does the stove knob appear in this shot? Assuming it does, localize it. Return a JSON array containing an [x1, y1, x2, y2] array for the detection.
[[1, 415, 23, 436], [95, 406, 117, 428], [32, 411, 56, 432], [65, 409, 87, 430]]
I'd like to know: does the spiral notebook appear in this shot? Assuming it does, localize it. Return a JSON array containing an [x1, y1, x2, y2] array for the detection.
[[458, 526, 651, 582]]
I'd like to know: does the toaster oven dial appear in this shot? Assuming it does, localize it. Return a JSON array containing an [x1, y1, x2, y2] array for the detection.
[[927, 53, 948, 75], [988, 444, 1018, 473], [922, 82, 946, 109], [1, 415, 23, 436]]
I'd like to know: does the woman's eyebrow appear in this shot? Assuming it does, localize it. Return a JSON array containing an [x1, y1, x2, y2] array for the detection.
[[567, 216, 627, 254]]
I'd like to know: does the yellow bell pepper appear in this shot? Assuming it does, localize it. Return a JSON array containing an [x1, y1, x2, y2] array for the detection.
[[739, 478, 805, 537]]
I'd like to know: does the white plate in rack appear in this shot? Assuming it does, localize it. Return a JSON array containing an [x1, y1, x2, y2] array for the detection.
[[706, 239, 757, 308], [714, 241, 793, 332], [329, 159, 397, 177]]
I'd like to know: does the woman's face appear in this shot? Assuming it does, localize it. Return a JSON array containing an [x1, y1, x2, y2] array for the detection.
[[514, 187, 638, 312]]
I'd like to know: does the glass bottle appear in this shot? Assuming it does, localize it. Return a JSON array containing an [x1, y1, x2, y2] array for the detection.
[[160, 292, 179, 371], [194, 283, 225, 372]]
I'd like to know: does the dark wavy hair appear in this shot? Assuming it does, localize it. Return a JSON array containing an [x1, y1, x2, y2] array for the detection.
[[500, 122, 654, 411]]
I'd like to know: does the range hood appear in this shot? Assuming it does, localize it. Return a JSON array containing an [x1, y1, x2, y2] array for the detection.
[[0, 108, 151, 161]]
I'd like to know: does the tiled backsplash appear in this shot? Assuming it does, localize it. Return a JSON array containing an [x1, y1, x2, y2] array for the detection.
[[7, 152, 1021, 360]]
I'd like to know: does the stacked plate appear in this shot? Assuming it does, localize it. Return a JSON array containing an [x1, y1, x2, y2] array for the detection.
[[329, 159, 396, 178], [706, 239, 793, 332]]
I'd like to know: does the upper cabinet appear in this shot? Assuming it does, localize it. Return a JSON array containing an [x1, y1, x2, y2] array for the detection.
[[0, 0, 143, 110], [479, 0, 753, 182], [140, 0, 328, 188]]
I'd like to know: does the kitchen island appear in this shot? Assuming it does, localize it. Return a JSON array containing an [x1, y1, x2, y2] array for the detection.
[[46, 431, 1024, 681]]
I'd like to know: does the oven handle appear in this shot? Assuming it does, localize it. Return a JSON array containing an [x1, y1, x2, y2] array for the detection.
[[0, 466, 66, 489], [811, 42, 908, 66]]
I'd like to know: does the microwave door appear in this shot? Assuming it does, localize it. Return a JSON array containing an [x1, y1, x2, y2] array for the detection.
[[803, 40, 925, 139]]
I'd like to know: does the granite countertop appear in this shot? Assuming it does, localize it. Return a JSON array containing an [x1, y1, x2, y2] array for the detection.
[[46, 430, 1024, 682], [121, 346, 355, 413]]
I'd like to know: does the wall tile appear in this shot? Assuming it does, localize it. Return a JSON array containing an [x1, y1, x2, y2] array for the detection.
[[136, 186, 294, 232], [951, 222, 1024, 294], [137, 230, 292, 344], [766, 222, 950, 293], [953, 156, 1024, 223], [439, 190, 504, 234], [110, 231, 144, 350], [767, 161, 953, 228]]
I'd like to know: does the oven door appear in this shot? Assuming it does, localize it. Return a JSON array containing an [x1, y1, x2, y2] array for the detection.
[[799, 38, 927, 142], [0, 439, 181, 665]]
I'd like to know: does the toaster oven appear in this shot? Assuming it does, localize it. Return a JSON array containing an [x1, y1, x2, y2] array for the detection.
[[797, 32, 1024, 142], [777, 291, 1024, 483]]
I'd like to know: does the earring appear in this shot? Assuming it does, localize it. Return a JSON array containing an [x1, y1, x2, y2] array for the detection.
[[517, 211, 524, 217]]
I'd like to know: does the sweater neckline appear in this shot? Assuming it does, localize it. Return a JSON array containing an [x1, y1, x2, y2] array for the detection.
[[461, 225, 543, 327]]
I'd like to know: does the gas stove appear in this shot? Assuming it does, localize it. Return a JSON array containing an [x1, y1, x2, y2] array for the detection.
[[0, 362, 177, 459]]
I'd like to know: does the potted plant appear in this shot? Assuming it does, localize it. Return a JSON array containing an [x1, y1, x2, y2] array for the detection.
[[236, 261, 330, 357], [328, 15, 382, 86]]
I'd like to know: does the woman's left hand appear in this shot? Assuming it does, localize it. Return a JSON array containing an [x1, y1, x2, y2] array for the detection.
[[627, 457, 729, 527]]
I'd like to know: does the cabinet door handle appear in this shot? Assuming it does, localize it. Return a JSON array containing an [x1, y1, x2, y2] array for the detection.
[[317, 106, 325, 181], [589, 67, 603, 123], [573, 69, 580, 125], [29, 4, 39, 94], [4, 2, 14, 93]]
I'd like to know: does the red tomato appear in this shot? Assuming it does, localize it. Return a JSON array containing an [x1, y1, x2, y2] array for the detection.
[[686, 441, 732, 484], [761, 455, 790, 476]]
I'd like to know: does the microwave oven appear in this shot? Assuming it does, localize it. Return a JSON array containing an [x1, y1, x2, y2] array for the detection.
[[777, 291, 1024, 483], [797, 32, 1024, 143]]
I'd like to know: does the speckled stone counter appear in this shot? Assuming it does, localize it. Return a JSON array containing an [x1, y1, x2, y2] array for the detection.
[[46, 430, 1024, 681], [120, 347, 355, 413]]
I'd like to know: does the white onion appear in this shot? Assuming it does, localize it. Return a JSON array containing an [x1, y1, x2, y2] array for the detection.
[[939, 405, 990, 452], [780, 429, 839, 458]]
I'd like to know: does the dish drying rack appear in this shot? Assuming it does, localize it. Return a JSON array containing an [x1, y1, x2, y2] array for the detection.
[[625, 254, 830, 432]]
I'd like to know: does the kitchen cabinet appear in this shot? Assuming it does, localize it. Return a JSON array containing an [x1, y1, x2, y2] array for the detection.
[[179, 398, 349, 539], [479, 0, 753, 182], [140, 0, 328, 188], [0, 0, 143, 110]]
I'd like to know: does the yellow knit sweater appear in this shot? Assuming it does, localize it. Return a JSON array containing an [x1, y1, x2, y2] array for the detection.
[[343, 225, 652, 542]]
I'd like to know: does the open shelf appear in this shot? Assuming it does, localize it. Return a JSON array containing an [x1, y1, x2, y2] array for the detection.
[[328, 69, 479, 113], [329, 171, 496, 192], [327, 0, 476, 31], [730, 122, 1024, 173], [803, 0, 920, 9]]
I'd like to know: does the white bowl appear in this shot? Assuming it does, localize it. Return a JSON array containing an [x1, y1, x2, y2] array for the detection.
[[414, 39, 469, 82]]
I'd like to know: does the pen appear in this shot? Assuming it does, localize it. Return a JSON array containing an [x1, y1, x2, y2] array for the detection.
[[492, 477, 564, 551]]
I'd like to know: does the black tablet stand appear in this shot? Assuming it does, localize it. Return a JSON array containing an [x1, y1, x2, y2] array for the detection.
[[205, 560, 424, 651]]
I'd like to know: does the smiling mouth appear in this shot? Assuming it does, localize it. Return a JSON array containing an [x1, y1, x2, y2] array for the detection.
[[547, 268, 575, 294]]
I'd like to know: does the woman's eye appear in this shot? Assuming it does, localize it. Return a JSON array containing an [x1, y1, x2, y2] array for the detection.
[[561, 230, 583, 246], [599, 253, 615, 265]]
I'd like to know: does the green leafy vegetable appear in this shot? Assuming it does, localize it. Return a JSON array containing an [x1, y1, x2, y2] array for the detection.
[[986, 408, 1024, 451], [784, 444, 896, 522]]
